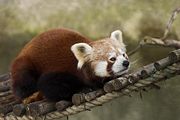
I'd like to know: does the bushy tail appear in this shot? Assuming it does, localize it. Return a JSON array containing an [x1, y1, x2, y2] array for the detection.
[[11, 57, 39, 100]]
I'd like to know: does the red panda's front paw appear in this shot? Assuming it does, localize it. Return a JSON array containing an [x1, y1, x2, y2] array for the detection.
[[22, 91, 44, 104]]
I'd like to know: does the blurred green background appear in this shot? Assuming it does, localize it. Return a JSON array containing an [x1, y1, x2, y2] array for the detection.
[[0, 0, 180, 120]]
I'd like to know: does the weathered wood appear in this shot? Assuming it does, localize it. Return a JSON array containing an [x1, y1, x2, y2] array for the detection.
[[169, 49, 180, 62], [104, 62, 158, 93], [0, 73, 10, 82], [0, 101, 19, 115], [0, 80, 11, 92], [128, 74, 141, 84], [0, 94, 15, 104], [104, 78, 126, 93], [72, 90, 105, 106], [13, 104, 26, 116], [85, 89, 105, 101], [103, 82, 114, 93], [0, 90, 12, 97], [56, 101, 72, 111], [28, 101, 56, 116], [154, 57, 171, 70], [140, 63, 156, 78], [72, 93, 86, 106], [104, 68, 143, 93]]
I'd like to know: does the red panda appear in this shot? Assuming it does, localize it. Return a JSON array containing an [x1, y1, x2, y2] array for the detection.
[[11, 28, 129, 103]]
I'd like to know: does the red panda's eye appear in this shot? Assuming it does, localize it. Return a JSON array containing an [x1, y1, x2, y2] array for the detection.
[[123, 54, 126, 57], [109, 57, 116, 62]]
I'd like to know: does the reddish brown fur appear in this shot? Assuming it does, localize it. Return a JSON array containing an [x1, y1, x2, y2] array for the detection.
[[11, 28, 122, 102], [12, 28, 91, 76], [11, 28, 93, 101], [24, 29, 90, 72], [89, 38, 123, 61]]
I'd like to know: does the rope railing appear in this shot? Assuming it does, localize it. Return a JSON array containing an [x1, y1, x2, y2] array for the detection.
[[0, 49, 179, 120]]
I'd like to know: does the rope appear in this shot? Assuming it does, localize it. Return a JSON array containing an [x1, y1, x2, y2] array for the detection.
[[2, 49, 180, 120], [40, 62, 179, 120], [2, 62, 179, 120], [2, 60, 179, 120]]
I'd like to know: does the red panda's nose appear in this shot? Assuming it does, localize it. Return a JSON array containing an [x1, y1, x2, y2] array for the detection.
[[122, 60, 129, 67]]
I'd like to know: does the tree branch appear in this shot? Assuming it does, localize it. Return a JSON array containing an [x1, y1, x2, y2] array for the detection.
[[128, 7, 180, 56]]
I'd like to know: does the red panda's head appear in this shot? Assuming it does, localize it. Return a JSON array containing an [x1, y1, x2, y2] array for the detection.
[[71, 30, 129, 81]]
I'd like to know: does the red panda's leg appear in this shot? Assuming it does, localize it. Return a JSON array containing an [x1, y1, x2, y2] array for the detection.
[[37, 72, 84, 102], [23, 91, 43, 104], [11, 57, 39, 101]]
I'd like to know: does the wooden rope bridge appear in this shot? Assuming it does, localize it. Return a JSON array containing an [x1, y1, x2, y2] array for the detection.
[[0, 49, 179, 120]]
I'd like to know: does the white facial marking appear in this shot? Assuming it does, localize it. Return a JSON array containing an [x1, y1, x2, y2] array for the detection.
[[118, 49, 124, 54], [112, 55, 128, 76], [109, 52, 116, 59], [94, 61, 110, 77], [77, 61, 84, 69]]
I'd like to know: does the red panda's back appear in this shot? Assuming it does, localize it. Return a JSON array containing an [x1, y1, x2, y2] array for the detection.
[[18, 28, 91, 74]]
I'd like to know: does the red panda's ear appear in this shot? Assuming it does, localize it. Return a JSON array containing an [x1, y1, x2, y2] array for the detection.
[[71, 43, 92, 69], [110, 30, 126, 52], [110, 30, 123, 43]]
